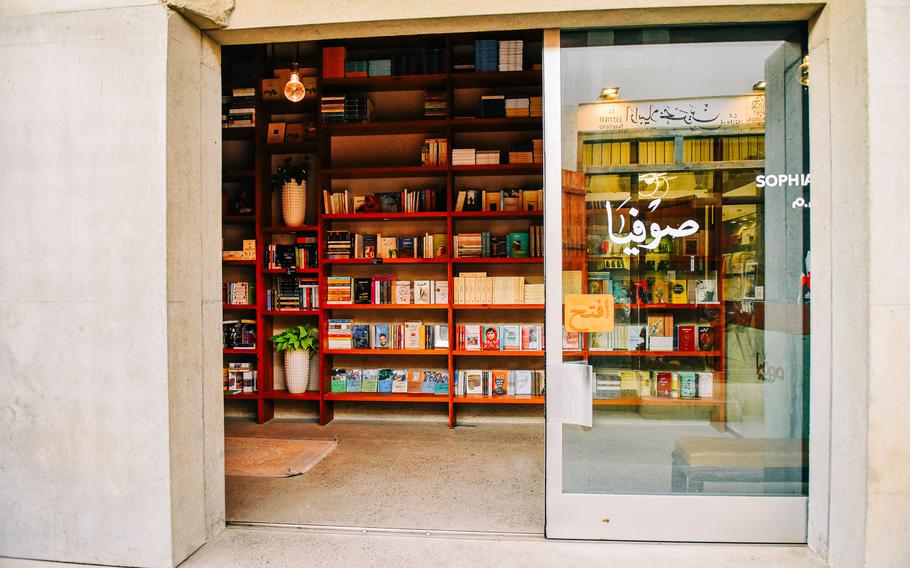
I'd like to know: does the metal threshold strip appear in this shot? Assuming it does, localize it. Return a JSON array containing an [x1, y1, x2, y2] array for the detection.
[[227, 520, 545, 542]]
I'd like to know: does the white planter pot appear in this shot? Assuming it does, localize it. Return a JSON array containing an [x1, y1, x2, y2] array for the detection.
[[282, 181, 307, 227], [284, 350, 310, 394]]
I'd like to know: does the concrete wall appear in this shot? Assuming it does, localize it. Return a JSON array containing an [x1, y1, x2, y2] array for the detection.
[[0, 2, 224, 567]]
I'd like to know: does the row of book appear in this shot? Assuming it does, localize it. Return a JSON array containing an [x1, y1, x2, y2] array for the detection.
[[326, 231, 447, 259], [224, 362, 258, 395], [321, 95, 374, 124], [453, 188, 542, 212], [583, 140, 632, 167], [265, 276, 319, 311], [450, 142, 542, 165], [586, 273, 719, 305], [585, 321, 714, 353], [479, 95, 542, 118], [455, 323, 544, 351], [223, 320, 256, 349], [264, 239, 318, 270], [424, 92, 447, 118], [323, 47, 447, 78], [593, 369, 714, 400], [330, 368, 449, 394], [474, 39, 524, 72], [222, 87, 255, 128], [453, 274, 544, 305], [454, 369, 545, 396], [223, 281, 254, 306], [323, 188, 445, 214], [327, 276, 448, 305], [327, 320, 449, 351], [452, 148, 498, 166], [452, 228, 542, 258], [421, 138, 448, 166]]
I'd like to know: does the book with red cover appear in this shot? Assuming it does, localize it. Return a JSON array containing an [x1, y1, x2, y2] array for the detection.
[[322, 47, 347, 79], [656, 372, 673, 398], [677, 324, 696, 351], [481, 325, 500, 350]]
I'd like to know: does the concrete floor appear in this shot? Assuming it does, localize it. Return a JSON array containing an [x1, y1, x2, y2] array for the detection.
[[225, 418, 545, 533]]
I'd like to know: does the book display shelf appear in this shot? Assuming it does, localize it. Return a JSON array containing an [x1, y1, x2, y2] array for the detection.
[[562, 125, 766, 431], [222, 33, 545, 426]]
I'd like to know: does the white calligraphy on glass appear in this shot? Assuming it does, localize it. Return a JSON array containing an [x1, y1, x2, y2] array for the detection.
[[605, 194, 700, 257]]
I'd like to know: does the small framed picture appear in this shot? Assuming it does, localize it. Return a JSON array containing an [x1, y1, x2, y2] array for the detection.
[[267, 122, 286, 144], [285, 123, 304, 143]]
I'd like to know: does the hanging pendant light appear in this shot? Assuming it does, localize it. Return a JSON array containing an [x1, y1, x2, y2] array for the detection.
[[285, 43, 306, 102]]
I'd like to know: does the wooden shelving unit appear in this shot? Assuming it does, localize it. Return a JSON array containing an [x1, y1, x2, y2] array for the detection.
[[222, 32, 548, 427]]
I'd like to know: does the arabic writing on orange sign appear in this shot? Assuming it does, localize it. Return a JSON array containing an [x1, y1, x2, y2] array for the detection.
[[565, 294, 615, 333]]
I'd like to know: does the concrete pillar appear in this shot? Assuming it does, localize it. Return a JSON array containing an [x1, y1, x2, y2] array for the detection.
[[0, 3, 223, 567]]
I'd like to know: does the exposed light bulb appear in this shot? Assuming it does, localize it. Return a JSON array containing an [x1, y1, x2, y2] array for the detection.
[[753, 80, 767, 91], [598, 86, 620, 101], [284, 63, 306, 102]]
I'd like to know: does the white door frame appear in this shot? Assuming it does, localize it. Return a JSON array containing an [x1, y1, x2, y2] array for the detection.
[[541, 27, 808, 542]]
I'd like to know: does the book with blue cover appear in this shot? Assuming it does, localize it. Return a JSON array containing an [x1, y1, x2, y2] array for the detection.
[[377, 369, 393, 392], [361, 369, 379, 393], [346, 369, 362, 392], [352, 324, 371, 349], [330, 368, 348, 393]]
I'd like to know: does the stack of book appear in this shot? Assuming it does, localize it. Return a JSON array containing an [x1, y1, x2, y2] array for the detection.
[[480, 95, 505, 118], [532, 139, 543, 163], [475, 150, 500, 164], [452, 273, 543, 304], [591, 369, 714, 400], [475, 39, 498, 72], [530, 96, 543, 117], [321, 96, 346, 123], [344, 60, 369, 77], [224, 87, 255, 128], [454, 369, 544, 396], [455, 323, 543, 351], [322, 47, 348, 78], [223, 320, 256, 349], [328, 320, 449, 350], [330, 368, 449, 395], [368, 59, 393, 77], [326, 277, 448, 305], [223, 281, 254, 305], [424, 91, 447, 118], [508, 142, 534, 164], [452, 148, 476, 166], [224, 362, 258, 394], [266, 276, 318, 311], [454, 229, 539, 258], [326, 230, 352, 259], [265, 237, 318, 270], [421, 138, 448, 166], [498, 40, 523, 71], [345, 95, 373, 123], [505, 97, 530, 117]]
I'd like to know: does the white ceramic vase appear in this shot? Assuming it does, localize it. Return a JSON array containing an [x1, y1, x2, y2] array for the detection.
[[284, 350, 310, 394], [282, 181, 307, 227]]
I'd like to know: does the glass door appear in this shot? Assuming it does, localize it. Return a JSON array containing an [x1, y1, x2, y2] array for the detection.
[[543, 26, 810, 541]]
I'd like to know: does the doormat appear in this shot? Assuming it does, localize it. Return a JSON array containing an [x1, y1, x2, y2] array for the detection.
[[225, 437, 337, 478]]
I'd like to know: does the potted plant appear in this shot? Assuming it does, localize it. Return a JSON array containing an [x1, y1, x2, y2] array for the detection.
[[271, 157, 308, 227], [270, 323, 318, 394]]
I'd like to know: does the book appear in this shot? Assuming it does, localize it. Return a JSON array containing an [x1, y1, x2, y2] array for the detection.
[[491, 370, 509, 395], [521, 325, 542, 350], [395, 280, 413, 304], [434, 281, 448, 304], [377, 369, 393, 393], [391, 369, 408, 392], [465, 370, 484, 395], [352, 324, 371, 349], [697, 372, 714, 398], [354, 278, 372, 304], [501, 325, 521, 351], [627, 325, 647, 351], [677, 324, 696, 351], [508, 232, 530, 258], [413, 281, 431, 304], [346, 369, 363, 392], [656, 372, 673, 397], [434, 324, 449, 349], [408, 370, 423, 393], [563, 330, 580, 350], [678, 371, 698, 399], [404, 321, 422, 350], [361, 369, 379, 393], [698, 326, 714, 351], [373, 324, 391, 349], [327, 319, 352, 350], [432, 370, 449, 395], [397, 236, 415, 258], [481, 325, 501, 350], [464, 324, 481, 351], [514, 370, 532, 395], [670, 279, 688, 304]]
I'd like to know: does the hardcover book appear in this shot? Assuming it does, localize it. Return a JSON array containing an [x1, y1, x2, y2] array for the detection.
[[354, 278, 372, 304], [698, 326, 714, 351], [373, 324, 391, 349], [397, 237, 415, 258], [377, 369, 393, 393], [391, 369, 408, 392], [491, 370, 508, 395], [677, 324, 696, 351], [508, 232, 530, 258], [656, 372, 673, 398], [361, 369, 379, 393], [330, 368, 348, 392], [352, 324, 371, 349], [481, 325, 501, 350], [670, 279, 688, 304], [678, 371, 698, 399], [346, 369, 363, 392]]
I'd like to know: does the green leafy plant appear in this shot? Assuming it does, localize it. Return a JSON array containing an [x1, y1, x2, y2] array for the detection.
[[270, 323, 318, 353], [271, 157, 308, 191]]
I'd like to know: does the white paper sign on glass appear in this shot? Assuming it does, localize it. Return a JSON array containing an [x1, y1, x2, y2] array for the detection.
[[577, 94, 766, 133], [548, 362, 593, 427]]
